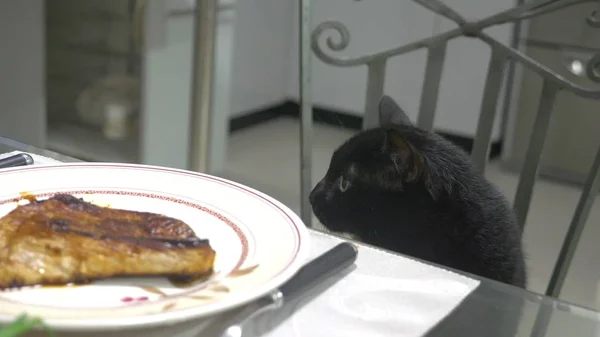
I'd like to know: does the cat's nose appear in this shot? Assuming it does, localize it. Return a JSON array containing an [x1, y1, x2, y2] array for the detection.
[[309, 181, 324, 206]]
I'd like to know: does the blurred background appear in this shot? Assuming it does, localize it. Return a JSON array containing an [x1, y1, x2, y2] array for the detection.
[[2, 0, 600, 314]]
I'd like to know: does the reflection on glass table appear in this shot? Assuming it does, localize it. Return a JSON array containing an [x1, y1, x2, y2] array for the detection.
[[0, 136, 599, 337]]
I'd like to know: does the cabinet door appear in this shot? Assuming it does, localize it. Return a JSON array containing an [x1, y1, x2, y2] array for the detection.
[[140, 0, 192, 169], [0, 0, 46, 147], [504, 3, 600, 183], [140, 0, 235, 173]]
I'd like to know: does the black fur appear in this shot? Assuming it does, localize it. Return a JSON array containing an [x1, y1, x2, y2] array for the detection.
[[310, 95, 527, 287]]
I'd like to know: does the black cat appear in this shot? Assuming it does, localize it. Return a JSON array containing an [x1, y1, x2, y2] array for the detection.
[[310, 95, 526, 287]]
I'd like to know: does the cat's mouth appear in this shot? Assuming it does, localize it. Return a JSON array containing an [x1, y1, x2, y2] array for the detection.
[[310, 196, 348, 234], [312, 212, 347, 233], [316, 220, 362, 241]]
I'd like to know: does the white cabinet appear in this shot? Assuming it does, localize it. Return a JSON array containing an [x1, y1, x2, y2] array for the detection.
[[141, 0, 235, 171], [502, 3, 600, 184], [0, 0, 46, 148], [0, 0, 235, 172]]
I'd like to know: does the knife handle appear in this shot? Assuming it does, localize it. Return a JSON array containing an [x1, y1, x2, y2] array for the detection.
[[0, 153, 33, 169], [279, 242, 358, 303]]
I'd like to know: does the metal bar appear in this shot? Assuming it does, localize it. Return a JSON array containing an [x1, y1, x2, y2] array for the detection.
[[545, 145, 600, 297], [299, 0, 313, 227], [529, 302, 555, 337], [168, 2, 236, 17], [188, 0, 218, 172], [311, 22, 464, 67], [513, 81, 560, 230], [499, 0, 525, 165], [127, 0, 138, 76], [482, 32, 600, 100], [471, 49, 506, 172], [477, 0, 580, 27], [417, 42, 447, 131], [413, 0, 466, 25], [516, 0, 591, 22], [363, 59, 387, 130], [523, 37, 600, 54]]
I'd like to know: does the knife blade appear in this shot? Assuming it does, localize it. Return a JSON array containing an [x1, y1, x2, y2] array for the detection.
[[199, 242, 358, 337]]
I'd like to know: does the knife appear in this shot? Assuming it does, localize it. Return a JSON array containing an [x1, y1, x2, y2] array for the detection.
[[200, 242, 358, 337], [0, 153, 34, 169]]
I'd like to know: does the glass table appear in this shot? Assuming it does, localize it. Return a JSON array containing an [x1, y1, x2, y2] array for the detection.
[[1, 136, 600, 337]]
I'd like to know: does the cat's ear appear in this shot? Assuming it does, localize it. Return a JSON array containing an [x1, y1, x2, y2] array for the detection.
[[379, 95, 412, 127], [386, 129, 424, 183]]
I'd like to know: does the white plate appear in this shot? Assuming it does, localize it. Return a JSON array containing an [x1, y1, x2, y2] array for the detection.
[[0, 163, 310, 331]]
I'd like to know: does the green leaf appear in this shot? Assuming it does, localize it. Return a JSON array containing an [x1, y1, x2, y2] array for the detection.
[[0, 314, 55, 337]]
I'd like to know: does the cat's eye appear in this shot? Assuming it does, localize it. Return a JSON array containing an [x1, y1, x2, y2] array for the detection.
[[338, 177, 351, 192]]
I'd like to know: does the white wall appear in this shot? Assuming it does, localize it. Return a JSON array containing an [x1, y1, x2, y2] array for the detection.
[[229, 0, 295, 116], [434, 0, 516, 140], [286, 0, 437, 118], [141, 2, 195, 169], [141, 0, 236, 173], [282, 0, 518, 139], [0, 0, 46, 147]]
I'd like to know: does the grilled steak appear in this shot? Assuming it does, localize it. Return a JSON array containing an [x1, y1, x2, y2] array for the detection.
[[0, 194, 216, 289]]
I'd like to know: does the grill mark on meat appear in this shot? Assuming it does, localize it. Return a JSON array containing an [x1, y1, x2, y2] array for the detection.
[[0, 194, 216, 289], [50, 220, 210, 250]]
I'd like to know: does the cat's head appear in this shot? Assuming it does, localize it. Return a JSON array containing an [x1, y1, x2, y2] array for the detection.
[[309, 95, 466, 235]]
